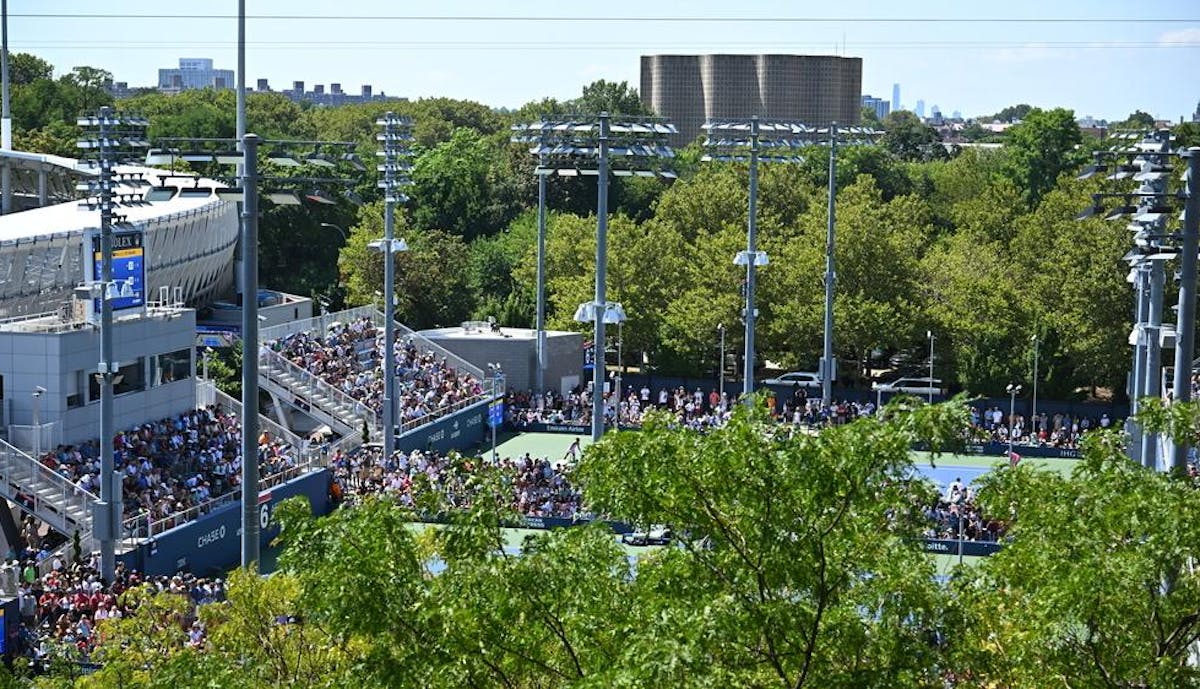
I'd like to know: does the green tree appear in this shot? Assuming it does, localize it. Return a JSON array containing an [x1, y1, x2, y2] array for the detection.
[[951, 416, 1200, 688], [1118, 109, 1156, 129], [984, 103, 1033, 123], [881, 110, 945, 162], [9, 52, 54, 85], [570, 79, 651, 116], [410, 128, 521, 240], [339, 201, 474, 328], [1002, 107, 1085, 208], [577, 399, 967, 688]]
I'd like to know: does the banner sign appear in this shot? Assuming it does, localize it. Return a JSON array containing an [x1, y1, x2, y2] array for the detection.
[[488, 402, 504, 429], [89, 230, 146, 315], [940, 442, 1082, 460], [921, 539, 1002, 557]]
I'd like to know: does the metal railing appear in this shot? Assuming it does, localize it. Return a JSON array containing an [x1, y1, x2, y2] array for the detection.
[[259, 304, 378, 344], [259, 347, 378, 436], [120, 462, 317, 540], [0, 438, 96, 540], [396, 392, 495, 435], [198, 380, 315, 463]]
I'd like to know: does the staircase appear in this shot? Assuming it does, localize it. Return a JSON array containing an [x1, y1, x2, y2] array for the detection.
[[0, 438, 95, 545], [258, 348, 377, 439], [258, 307, 498, 445]]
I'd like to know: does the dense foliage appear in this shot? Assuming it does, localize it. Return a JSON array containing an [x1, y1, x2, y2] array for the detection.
[[17, 399, 1200, 688]]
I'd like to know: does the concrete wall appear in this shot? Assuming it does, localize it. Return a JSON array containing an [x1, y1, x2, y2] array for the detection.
[[0, 310, 198, 446], [419, 327, 584, 395]]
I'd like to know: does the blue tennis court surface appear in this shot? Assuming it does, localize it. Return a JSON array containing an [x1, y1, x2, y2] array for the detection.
[[914, 464, 991, 492]]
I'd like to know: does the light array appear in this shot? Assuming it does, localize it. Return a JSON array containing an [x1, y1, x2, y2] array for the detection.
[[144, 137, 364, 205], [703, 119, 881, 163], [375, 113, 415, 204], [76, 111, 150, 217], [511, 115, 678, 179]]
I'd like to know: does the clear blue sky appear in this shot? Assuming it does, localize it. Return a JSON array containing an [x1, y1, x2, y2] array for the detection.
[[9, 0, 1200, 121]]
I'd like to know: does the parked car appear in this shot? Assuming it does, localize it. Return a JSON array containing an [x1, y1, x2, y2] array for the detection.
[[872, 376, 945, 397], [762, 371, 822, 388]]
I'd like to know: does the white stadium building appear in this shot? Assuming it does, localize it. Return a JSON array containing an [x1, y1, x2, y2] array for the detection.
[[0, 149, 239, 319]]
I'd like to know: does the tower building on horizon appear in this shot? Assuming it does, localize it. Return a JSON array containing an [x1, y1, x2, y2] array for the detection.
[[640, 54, 863, 146]]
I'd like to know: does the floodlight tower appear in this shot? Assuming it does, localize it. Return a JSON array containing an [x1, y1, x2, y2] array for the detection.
[[146, 135, 363, 570], [77, 107, 149, 582], [702, 116, 810, 403], [513, 113, 677, 441], [373, 113, 413, 460], [1079, 131, 1200, 472], [817, 124, 882, 405], [509, 125, 553, 394]]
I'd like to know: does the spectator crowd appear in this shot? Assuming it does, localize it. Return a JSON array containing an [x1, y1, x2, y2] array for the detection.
[[37, 406, 303, 534], [267, 316, 486, 428], [6, 556, 224, 666], [506, 383, 1122, 451], [330, 445, 584, 520]]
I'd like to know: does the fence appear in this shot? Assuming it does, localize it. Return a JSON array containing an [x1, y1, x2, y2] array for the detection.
[[6, 421, 60, 458], [0, 437, 96, 540], [120, 462, 321, 540]]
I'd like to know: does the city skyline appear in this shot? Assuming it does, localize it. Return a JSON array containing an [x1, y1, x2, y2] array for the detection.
[[7, 0, 1200, 121]]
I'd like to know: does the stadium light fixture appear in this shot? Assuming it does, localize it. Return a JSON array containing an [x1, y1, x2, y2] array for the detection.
[[375, 112, 415, 460], [76, 106, 148, 583], [702, 116, 880, 405], [513, 113, 676, 440]]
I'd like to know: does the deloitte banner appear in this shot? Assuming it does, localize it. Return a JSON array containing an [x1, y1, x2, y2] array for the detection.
[[921, 539, 1002, 557], [118, 470, 331, 577]]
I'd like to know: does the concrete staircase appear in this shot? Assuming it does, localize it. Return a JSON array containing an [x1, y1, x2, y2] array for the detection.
[[258, 348, 377, 440], [0, 438, 95, 546]]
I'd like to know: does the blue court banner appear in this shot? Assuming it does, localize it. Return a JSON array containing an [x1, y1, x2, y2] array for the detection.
[[488, 402, 504, 428], [90, 230, 146, 313]]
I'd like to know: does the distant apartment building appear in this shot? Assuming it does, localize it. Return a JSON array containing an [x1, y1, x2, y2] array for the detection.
[[640, 54, 863, 146], [255, 78, 396, 106], [861, 94, 890, 120], [1193, 100, 1200, 122], [157, 58, 235, 92]]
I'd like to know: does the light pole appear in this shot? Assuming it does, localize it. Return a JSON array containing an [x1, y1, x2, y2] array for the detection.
[[146, 134, 361, 571], [717, 323, 726, 399], [927, 329, 935, 403], [1169, 148, 1200, 472], [372, 113, 414, 462], [1080, 131, 1192, 471], [239, 133, 261, 571], [77, 107, 148, 583], [822, 122, 839, 406], [573, 301, 626, 440], [1005, 383, 1023, 458], [1030, 334, 1039, 437], [515, 114, 675, 441], [488, 363, 503, 462], [616, 319, 624, 408], [703, 117, 810, 404], [1, 0, 11, 215], [508, 127, 552, 394], [202, 347, 213, 380], [31, 387, 44, 459]]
